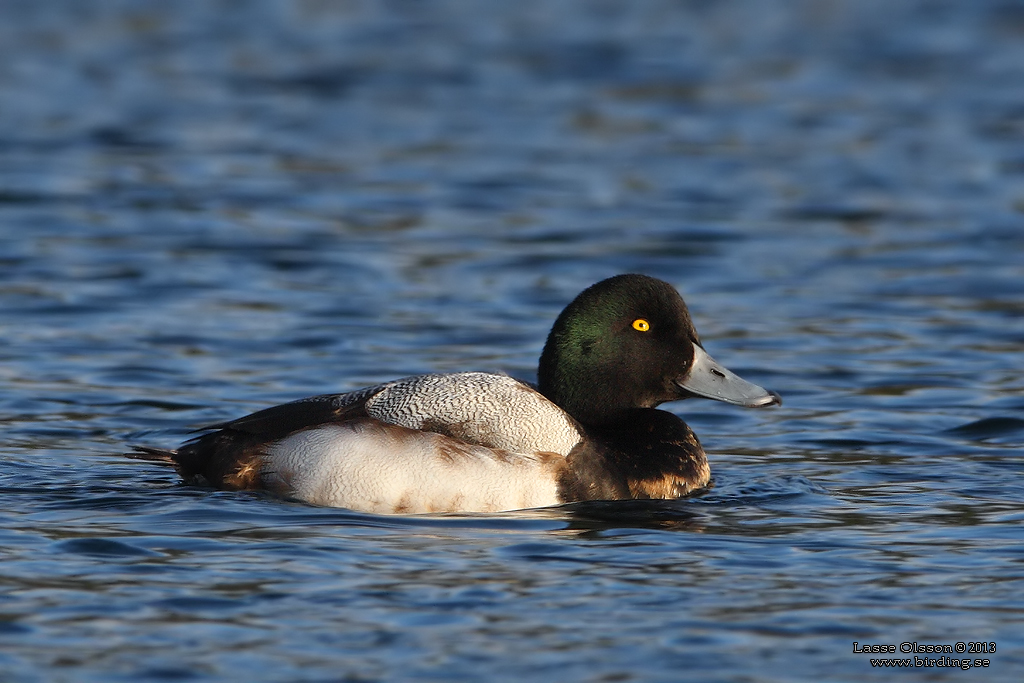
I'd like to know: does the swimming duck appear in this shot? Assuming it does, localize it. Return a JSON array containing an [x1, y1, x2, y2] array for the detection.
[[130, 274, 780, 514]]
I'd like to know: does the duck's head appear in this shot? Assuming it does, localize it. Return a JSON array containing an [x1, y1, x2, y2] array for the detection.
[[538, 274, 781, 426]]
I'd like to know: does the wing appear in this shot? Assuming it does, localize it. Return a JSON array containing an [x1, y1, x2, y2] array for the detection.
[[197, 382, 390, 440], [193, 373, 583, 456]]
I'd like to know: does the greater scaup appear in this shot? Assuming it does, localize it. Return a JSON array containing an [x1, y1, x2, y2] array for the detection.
[[129, 274, 780, 513]]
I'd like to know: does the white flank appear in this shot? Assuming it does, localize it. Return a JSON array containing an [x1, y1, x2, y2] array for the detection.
[[263, 422, 563, 514]]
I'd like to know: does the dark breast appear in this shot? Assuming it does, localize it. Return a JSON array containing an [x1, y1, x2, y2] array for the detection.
[[558, 409, 710, 503]]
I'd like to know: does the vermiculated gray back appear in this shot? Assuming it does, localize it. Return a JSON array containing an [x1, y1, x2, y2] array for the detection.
[[364, 372, 582, 456]]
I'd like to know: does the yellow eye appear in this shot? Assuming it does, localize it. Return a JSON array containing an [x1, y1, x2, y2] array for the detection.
[[632, 319, 650, 332]]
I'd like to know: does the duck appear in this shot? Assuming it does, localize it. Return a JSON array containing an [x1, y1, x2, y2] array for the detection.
[[129, 274, 781, 514]]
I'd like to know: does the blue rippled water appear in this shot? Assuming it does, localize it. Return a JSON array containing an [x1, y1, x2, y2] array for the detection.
[[2, 1, 1023, 681]]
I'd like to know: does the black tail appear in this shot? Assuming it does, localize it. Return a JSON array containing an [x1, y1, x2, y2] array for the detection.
[[126, 431, 268, 490], [125, 445, 179, 465]]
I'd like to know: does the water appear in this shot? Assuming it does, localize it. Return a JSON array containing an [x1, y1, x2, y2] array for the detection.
[[2, 0, 1023, 680]]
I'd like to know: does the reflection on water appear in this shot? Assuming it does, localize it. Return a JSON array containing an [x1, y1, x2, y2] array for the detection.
[[2, 0, 1024, 680]]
